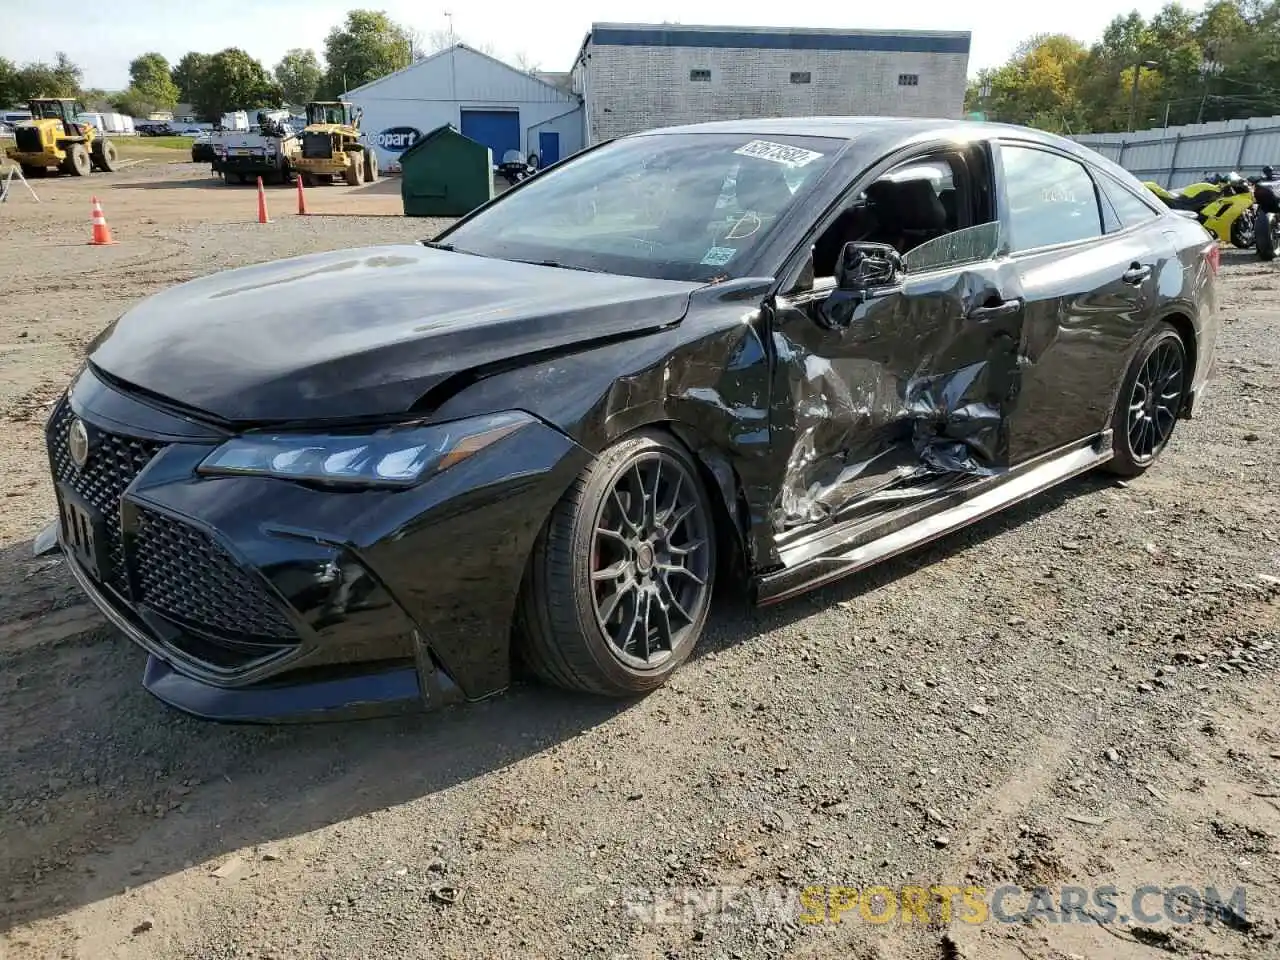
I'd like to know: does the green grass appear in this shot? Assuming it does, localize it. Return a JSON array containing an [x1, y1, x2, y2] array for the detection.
[[120, 135, 194, 151]]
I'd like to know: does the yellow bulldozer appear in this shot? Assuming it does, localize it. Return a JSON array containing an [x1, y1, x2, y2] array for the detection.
[[6, 98, 120, 177], [293, 101, 378, 186]]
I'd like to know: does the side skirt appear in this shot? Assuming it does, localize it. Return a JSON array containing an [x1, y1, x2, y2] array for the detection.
[[754, 433, 1113, 605]]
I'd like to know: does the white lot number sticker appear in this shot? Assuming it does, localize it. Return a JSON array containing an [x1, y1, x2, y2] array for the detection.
[[733, 140, 825, 168]]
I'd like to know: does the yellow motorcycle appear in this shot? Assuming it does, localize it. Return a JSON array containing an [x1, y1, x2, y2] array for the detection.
[[1143, 172, 1256, 248]]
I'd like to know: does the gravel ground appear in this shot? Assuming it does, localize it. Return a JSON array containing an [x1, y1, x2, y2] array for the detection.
[[1, 162, 1279, 960]]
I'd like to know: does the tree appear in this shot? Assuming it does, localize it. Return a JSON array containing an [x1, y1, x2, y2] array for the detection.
[[10, 53, 82, 101], [974, 1, 1280, 134], [322, 10, 415, 94], [513, 51, 541, 75], [129, 52, 179, 108], [274, 49, 323, 105], [112, 88, 158, 119], [171, 52, 212, 103], [968, 34, 1089, 133], [81, 88, 114, 111], [0, 57, 18, 108], [51, 52, 82, 96], [191, 48, 283, 121]]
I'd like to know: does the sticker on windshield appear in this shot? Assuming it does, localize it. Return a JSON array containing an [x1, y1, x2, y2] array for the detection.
[[733, 140, 825, 168], [700, 246, 738, 266]]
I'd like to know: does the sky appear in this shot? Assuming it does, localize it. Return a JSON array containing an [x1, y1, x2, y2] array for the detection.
[[1, 0, 1189, 91]]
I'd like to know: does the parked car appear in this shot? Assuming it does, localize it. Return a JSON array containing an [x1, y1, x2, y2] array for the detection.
[[37, 117, 1219, 722]]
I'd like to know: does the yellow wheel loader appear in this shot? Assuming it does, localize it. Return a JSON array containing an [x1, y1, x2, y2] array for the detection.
[[293, 101, 378, 187], [5, 99, 119, 178]]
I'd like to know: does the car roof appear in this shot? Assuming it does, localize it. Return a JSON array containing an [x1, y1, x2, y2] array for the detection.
[[627, 116, 1132, 185]]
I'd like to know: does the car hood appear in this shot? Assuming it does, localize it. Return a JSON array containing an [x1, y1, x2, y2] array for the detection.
[[88, 244, 698, 422]]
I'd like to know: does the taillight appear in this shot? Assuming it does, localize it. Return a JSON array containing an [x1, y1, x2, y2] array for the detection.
[[1206, 243, 1220, 275]]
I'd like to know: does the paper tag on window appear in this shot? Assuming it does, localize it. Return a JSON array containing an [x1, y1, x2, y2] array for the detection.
[[700, 246, 737, 266], [733, 140, 825, 168]]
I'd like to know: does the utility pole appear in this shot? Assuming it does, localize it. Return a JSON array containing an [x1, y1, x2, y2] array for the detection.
[[1128, 59, 1159, 132], [1197, 56, 1222, 125]]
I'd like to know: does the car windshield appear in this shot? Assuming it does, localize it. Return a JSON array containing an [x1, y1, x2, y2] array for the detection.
[[440, 132, 843, 281]]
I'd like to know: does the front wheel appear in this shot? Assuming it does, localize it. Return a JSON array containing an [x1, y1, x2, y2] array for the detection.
[[63, 143, 90, 176], [517, 430, 717, 697], [1104, 323, 1188, 477], [91, 138, 119, 172]]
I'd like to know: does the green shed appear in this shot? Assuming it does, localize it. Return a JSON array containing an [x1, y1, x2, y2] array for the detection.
[[399, 123, 494, 217]]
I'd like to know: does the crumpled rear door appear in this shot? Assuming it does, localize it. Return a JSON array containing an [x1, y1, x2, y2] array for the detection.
[[768, 242, 1026, 530]]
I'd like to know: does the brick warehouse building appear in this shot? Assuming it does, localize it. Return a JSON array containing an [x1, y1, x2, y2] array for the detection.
[[345, 22, 971, 170], [572, 23, 972, 146]]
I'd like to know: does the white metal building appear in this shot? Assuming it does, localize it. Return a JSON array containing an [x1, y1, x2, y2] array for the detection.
[[572, 23, 972, 145], [345, 44, 584, 172]]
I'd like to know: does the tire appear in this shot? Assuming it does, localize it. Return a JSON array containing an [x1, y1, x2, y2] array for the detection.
[[344, 154, 364, 186], [1230, 209, 1255, 249], [91, 138, 119, 172], [235, 173, 249, 185], [63, 143, 90, 176], [1104, 323, 1189, 477], [517, 429, 717, 697], [1258, 210, 1278, 262], [364, 149, 378, 182]]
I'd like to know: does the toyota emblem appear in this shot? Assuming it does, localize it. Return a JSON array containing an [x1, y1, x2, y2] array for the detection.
[[68, 418, 90, 469]]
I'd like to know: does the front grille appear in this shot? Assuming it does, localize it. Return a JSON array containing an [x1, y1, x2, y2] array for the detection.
[[47, 399, 162, 595], [132, 508, 298, 643], [302, 132, 333, 159], [15, 127, 42, 154]]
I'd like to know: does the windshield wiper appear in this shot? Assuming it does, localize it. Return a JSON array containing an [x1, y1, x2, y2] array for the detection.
[[511, 258, 607, 273], [422, 240, 454, 251]]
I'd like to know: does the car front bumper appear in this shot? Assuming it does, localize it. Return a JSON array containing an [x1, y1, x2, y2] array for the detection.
[[45, 366, 589, 722]]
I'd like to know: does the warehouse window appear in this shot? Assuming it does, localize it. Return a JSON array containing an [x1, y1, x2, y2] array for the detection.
[[689, 69, 711, 82], [790, 71, 812, 84], [898, 73, 920, 86]]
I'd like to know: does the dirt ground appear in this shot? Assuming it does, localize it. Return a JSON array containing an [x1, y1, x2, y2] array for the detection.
[[1, 160, 1279, 960]]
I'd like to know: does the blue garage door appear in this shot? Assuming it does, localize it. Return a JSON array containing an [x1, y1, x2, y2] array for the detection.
[[460, 109, 520, 163]]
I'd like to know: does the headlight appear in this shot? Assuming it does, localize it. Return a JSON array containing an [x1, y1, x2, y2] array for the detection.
[[198, 411, 532, 488]]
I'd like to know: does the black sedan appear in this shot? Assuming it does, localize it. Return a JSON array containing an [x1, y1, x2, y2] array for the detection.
[[38, 117, 1220, 721]]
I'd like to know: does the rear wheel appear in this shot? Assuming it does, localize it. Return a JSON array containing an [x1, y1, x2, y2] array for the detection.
[[1105, 323, 1188, 477], [1230, 209, 1255, 249], [91, 138, 119, 172], [364, 149, 378, 182], [1258, 210, 1278, 261], [63, 143, 90, 176], [517, 430, 717, 697]]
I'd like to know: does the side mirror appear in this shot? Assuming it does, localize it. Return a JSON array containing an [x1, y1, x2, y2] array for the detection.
[[835, 241, 904, 293]]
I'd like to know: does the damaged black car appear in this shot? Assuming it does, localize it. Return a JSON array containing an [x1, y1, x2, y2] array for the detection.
[[40, 118, 1220, 721]]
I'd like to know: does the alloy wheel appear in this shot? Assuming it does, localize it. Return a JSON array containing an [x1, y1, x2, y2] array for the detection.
[[1126, 338, 1185, 463], [590, 452, 712, 669]]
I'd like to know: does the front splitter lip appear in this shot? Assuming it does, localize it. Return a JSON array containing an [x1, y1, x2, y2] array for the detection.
[[59, 538, 464, 723]]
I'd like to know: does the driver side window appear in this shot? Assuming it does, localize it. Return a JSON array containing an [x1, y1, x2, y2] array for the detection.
[[809, 146, 998, 280]]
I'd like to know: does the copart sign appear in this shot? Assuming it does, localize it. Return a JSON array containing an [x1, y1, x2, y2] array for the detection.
[[371, 127, 421, 152]]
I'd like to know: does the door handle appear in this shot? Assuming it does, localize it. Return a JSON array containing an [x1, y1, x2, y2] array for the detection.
[[966, 297, 1023, 320], [1122, 263, 1153, 284]]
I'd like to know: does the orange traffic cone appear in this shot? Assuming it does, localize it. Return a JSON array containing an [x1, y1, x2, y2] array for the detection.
[[256, 176, 271, 224], [88, 196, 115, 245], [296, 174, 308, 216]]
